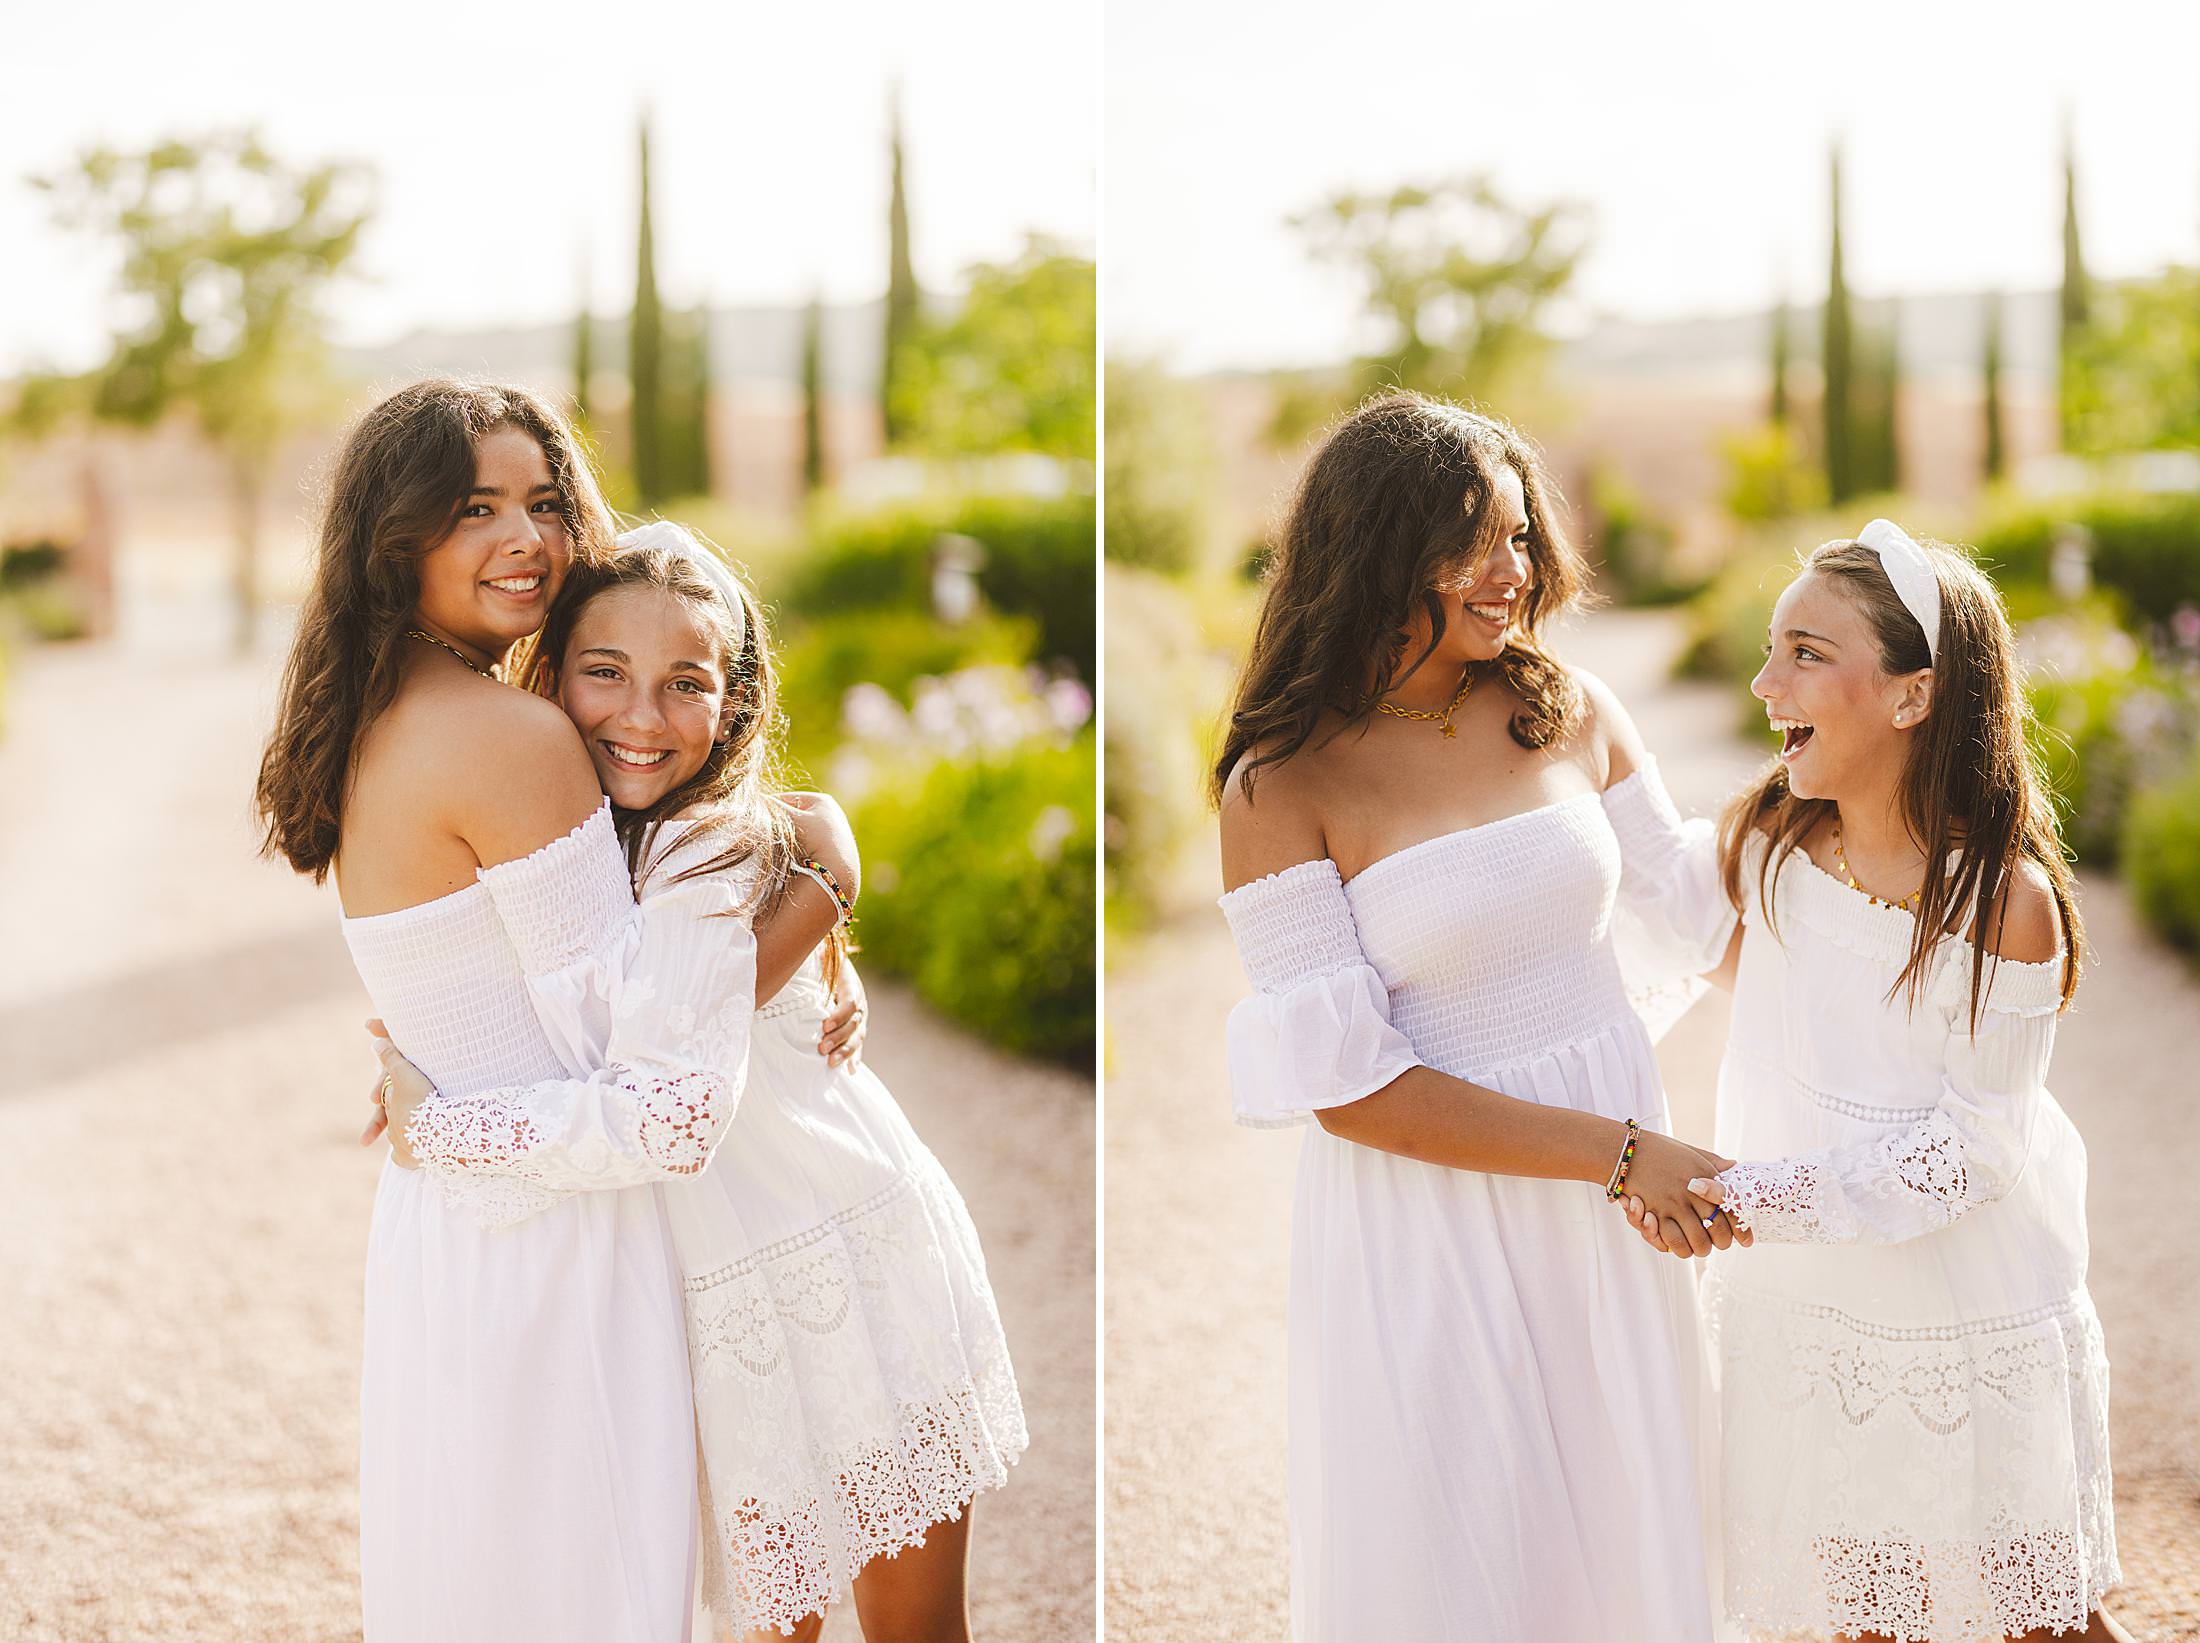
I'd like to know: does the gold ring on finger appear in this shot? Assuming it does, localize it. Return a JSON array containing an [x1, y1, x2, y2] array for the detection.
[[379, 1074, 393, 1107]]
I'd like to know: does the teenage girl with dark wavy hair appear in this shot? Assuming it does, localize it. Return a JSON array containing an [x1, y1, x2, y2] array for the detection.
[[1214, 392, 1743, 1641], [259, 380, 835, 1641]]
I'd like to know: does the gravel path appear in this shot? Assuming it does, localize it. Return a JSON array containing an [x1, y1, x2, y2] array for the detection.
[[0, 635, 1094, 1643], [1102, 608, 2198, 1642]]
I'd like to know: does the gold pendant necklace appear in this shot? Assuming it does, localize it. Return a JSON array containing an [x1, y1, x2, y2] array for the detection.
[[405, 628, 497, 680], [1832, 822, 1922, 911], [1375, 670, 1474, 738]]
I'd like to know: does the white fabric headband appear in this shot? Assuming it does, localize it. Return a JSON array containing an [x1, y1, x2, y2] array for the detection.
[[1856, 517, 1940, 665], [615, 519, 746, 634]]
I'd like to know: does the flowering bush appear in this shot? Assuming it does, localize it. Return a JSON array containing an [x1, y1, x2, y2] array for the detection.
[[824, 661, 1095, 1065], [2124, 743, 2200, 959], [2023, 616, 2200, 868]]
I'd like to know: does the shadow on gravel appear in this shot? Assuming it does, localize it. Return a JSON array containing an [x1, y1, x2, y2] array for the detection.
[[0, 922, 363, 1099]]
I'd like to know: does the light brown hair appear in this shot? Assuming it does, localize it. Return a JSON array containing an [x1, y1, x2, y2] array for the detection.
[[1211, 392, 1587, 805], [1716, 536, 2085, 1029], [254, 379, 617, 881]]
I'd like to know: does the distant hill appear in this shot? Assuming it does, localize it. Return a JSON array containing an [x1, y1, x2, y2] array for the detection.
[[336, 296, 927, 395]]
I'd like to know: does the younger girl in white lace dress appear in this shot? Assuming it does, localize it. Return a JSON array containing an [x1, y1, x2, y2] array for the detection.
[[1628, 521, 2126, 1642], [380, 525, 1026, 1641]]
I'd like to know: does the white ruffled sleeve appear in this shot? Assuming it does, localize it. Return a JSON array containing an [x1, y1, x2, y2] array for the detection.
[[1218, 859, 1421, 1129], [400, 806, 756, 1228], [1601, 759, 1738, 1041], [1715, 951, 2063, 1245]]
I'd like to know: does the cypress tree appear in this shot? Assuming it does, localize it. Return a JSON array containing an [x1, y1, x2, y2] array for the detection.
[[1982, 289, 2007, 482], [632, 113, 665, 507], [801, 289, 826, 495], [685, 301, 713, 498], [2058, 115, 2089, 446], [1769, 293, 1790, 427], [881, 80, 919, 446], [1823, 144, 1856, 504], [573, 250, 594, 427], [1878, 304, 1903, 495]]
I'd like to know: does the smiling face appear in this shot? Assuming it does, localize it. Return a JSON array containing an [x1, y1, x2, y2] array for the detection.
[[554, 584, 733, 810], [1751, 568, 1933, 802], [411, 425, 571, 664], [1400, 463, 1535, 670]]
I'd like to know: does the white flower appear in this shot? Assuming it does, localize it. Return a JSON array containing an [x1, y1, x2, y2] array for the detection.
[[1029, 804, 1077, 863]]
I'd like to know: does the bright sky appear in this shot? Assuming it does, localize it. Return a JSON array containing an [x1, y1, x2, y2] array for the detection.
[[1, 0, 1096, 377], [1108, 0, 2200, 372]]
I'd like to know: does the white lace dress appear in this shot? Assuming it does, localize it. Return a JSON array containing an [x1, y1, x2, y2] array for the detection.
[[424, 817, 1027, 1636], [1705, 840, 2118, 1642], [340, 802, 755, 1643], [1218, 766, 1737, 1643]]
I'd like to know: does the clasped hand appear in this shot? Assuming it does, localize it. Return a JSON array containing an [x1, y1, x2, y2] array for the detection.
[[1613, 1130, 1752, 1259]]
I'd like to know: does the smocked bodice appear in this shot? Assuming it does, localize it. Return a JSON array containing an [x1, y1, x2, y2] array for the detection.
[[1343, 792, 1634, 1074], [340, 803, 633, 1098]]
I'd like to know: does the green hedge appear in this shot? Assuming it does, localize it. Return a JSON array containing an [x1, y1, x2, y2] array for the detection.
[[1972, 493, 2200, 622], [776, 608, 1038, 773], [1102, 564, 1211, 932], [848, 734, 1096, 1065], [2124, 742, 2200, 958], [780, 494, 1095, 681]]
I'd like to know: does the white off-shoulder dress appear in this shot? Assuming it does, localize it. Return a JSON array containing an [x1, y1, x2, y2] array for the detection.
[[1218, 766, 1736, 1643], [403, 815, 1027, 1636], [340, 802, 755, 1642], [1705, 840, 2118, 1642]]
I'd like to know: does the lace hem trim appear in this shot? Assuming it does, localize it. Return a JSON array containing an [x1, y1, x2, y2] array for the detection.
[[1726, 1520, 2121, 1643], [697, 1367, 1028, 1635]]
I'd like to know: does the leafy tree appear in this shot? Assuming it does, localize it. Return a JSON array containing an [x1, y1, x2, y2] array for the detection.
[[1290, 174, 1588, 402], [2062, 265, 2200, 454], [800, 290, 826, 495], [1823, 144, 1857, 504], [881, 82, 920, 446], [889, 236, 1095, 460], [23, 131, 371, 649], [1103, 359, 1212, 575], [631, 114, 665, 506], [1982, 289, 2006, 482]]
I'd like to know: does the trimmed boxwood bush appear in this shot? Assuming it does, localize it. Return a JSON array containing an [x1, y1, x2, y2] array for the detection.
[[1973, 493, 2200, 624], [780, 494, 1096, 681], [847, 733, 1096, 1066]]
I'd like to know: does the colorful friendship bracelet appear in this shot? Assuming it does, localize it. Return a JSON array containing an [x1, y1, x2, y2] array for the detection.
[[1603, 1117, 1640, 1202], [793, 857, 856, 929]]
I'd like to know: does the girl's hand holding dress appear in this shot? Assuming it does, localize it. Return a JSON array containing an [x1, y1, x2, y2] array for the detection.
[[817, 960, 866, 1068]]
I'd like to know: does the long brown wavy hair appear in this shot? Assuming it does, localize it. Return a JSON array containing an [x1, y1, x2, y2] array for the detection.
[[255, 379, 617, 882], [524, 532, 851, 999], [1716, 536, 2085, 1030], [1211, 393, 1588, 805]]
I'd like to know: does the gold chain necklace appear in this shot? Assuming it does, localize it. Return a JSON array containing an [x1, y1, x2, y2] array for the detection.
[[1832, 822, 1922, 911], [1375, 670, 1474, 738], [405, 628, 498, 680]]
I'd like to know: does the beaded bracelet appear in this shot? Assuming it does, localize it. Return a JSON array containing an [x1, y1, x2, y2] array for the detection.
[[1603, 1117, 1640, 1202], [792, 857, 856, 930]]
